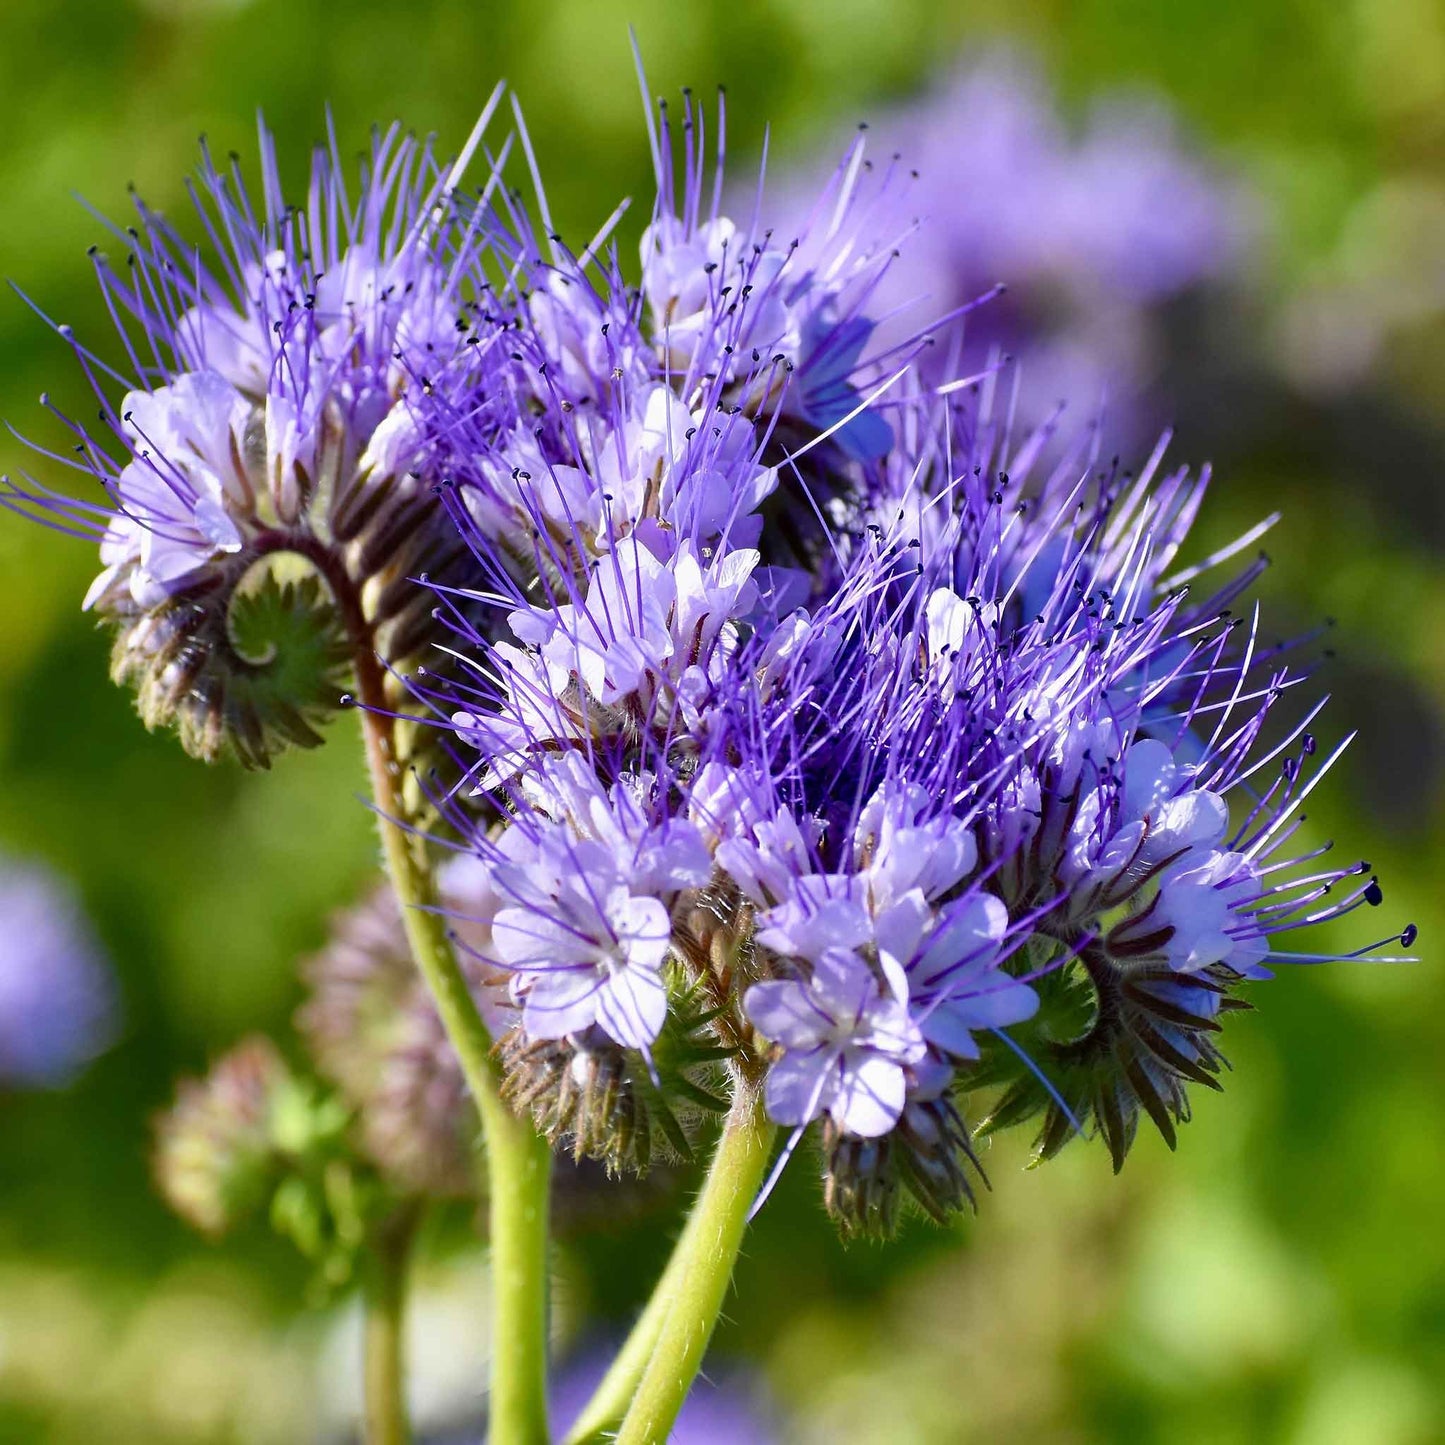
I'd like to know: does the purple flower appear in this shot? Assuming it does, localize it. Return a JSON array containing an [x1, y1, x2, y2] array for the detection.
[[906, 894, 1037, 1058], [496, 866, 673, 1050], [483, 757, 711, 1052], [0, 859, 116, 1089], [735, 772, 1036, 1157], [755, 48, 1251, 443], [642, 214, 800, 376], [746, 949, 926, 1138], [6, 73, 1400, 1235], [638, 92, 901, 458], [1062, 736, 1232, 906], [1107, 849, 1270, 976], [451, 537, 760, 787]]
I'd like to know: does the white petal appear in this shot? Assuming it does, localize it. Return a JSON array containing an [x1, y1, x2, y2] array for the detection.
[[596, 966, 668, 1050], [521, 969, 601, 1039], [832, 1054, 906, 1138]]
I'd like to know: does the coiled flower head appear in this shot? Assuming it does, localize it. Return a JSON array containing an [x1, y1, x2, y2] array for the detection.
[[154, 1037, 392, 1288], [153, 1037, 303, 1237], [5, 99, 517, 766]]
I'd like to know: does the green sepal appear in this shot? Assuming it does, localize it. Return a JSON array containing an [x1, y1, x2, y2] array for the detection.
[[112, 555, 351, 769], [970, 946, 1249, 1172]]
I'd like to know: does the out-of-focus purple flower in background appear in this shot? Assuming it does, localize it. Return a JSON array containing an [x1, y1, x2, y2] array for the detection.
[[0, 856, 116, 1089], [761, 48, 1255, 444]]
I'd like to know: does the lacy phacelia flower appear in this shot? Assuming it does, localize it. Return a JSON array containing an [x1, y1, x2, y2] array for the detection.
[[4, 106, 514, 765], [407, 79, 1409, 1235], [747, 950, 926, 1138], [481, 754, 711, 1055], [0, 858, 116, 1089], [452, 537, 761, 784], [638, 93, 898, 462]]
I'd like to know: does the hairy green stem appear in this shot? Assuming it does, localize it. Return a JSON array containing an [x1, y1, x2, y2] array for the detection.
[[353, 656, 551, 1445], [364, 1207, 419, 1445], [560, 1197, 708, 1444], [614, 1089, 777, 1445], [483, 1099, 554, 1445], [355, 695, 499, 1105]]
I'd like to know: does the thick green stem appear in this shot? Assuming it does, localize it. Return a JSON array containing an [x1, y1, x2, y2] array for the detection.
[[560, 1197, 707, 1445], [614, 1089, 777, 1445], [483, 1099, 554, 1445], [353, 658, 551, 1445], [364, 1208, 418, 1445]]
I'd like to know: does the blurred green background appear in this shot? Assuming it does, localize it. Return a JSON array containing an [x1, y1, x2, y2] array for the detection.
[[2, 1, 1443, 1441]]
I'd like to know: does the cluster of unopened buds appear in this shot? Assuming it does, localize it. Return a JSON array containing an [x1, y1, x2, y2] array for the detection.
[[2, 58, 1413, 1445]]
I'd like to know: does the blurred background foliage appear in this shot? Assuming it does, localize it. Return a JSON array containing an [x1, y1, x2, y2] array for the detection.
[[1, 1, 1443, 1441]]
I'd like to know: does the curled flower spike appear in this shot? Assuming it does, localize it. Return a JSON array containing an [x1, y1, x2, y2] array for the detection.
[[153, 1038, 307, 1237], [155, 1037, 414, 1291], [4, 99, 516, 766]]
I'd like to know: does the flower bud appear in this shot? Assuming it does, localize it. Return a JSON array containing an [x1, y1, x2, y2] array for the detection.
[[153, 1038, 293, 1237], [823, 1093, 981, 1239], [299, 875, 510, 1197]]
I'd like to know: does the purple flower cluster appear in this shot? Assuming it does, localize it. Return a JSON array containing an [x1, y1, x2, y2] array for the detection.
[[411, 89, 1401, 1227], [6, 80, 1406, 1233]]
